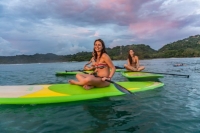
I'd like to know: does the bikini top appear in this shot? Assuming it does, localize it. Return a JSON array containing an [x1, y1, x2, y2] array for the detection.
[[130, 57, 137, 65], [95, 63, 108, 69]]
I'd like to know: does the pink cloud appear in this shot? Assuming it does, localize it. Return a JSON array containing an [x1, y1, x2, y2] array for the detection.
[[129, 19, 179, 38], [90, 0, 155, 26], [97, 0, 153, 12], [98, 0, 132, 12]]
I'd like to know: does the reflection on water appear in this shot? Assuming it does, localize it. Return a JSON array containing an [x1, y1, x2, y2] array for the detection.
[[0, 58, 200, 132]]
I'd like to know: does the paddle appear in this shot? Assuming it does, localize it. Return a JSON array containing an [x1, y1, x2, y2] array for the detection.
[[115, 66, 124, 69], [77, 70, 132, 94], [104, 79, 132, 94], [65, 66, 122, 73], [65, 70, 89, 72], [142, 71, 190, 78], [115, 66, 190, 78]]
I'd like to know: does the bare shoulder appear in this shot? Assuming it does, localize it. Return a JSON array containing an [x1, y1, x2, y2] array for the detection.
[[102, 53, 109, 58], [102, 53, 112, 61], [135, 56, 139, 59]]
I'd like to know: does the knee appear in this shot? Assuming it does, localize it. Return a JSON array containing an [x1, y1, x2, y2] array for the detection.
[[83, 77, 92, 84], [124, 64, 127, 67]]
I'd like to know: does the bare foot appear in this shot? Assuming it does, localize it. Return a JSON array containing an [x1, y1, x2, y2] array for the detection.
[[68, 80, 76, 85], [131, 68, 138, 71], [83, 85, 94, 90]]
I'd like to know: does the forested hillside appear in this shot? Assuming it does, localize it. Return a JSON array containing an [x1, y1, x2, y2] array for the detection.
[[157, 35, 200, 58], [0, 34, 199, 64]]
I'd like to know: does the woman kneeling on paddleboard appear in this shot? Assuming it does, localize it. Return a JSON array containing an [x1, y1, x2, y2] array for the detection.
[[124, 49, 145, 71], [69, 39, 116, 90]]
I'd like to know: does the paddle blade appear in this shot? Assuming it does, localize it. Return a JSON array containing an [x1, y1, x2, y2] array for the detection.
[[105, 79, 132, 94]]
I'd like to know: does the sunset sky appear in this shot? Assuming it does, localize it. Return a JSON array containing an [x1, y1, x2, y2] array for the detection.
[[0, 0, 200, 56]]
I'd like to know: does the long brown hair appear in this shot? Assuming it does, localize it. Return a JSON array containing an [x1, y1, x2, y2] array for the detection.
[[128, 50, 135, 65], [93, 39, 107, 61]]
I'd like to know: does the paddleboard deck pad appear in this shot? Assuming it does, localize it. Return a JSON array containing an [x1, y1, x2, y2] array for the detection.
[[121, 71, 164, 81], [0, 81, 164, 104]]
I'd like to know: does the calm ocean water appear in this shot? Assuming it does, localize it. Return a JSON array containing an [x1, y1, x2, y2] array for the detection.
[[0, 58, 200, 133]]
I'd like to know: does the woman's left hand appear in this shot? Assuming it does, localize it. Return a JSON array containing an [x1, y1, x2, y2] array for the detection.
[[101, 77, 111, 81]]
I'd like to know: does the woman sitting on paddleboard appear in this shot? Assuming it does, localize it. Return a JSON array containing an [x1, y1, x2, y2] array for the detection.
[[124, 49, 145, 71], [69, 39, 116, 90], [83, 52, 96, 71]]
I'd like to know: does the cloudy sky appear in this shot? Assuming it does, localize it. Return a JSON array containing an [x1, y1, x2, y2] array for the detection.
[[0, 0, 200, 56]]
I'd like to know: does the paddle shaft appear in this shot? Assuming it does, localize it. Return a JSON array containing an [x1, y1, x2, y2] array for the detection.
[[142, 71, 189, 78], [65, 70, 86, 72], [115, 66, 189, 78]]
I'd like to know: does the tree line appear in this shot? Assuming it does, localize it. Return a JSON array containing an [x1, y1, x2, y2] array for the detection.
[[0, 34, 200, 64]]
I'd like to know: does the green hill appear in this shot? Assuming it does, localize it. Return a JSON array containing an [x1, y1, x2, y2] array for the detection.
[[157, 35, 200, 58], [106, 44, 157, 60]]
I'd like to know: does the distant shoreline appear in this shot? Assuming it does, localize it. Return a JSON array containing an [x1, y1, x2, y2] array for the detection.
[[0, 57, 199, 65], [1, 34, 200, 64]]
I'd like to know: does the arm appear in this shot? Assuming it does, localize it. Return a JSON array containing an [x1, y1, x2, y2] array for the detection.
[[127, 59, 131, 66], [135, 56, 140, 68], [85, 57, 93, 66]]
